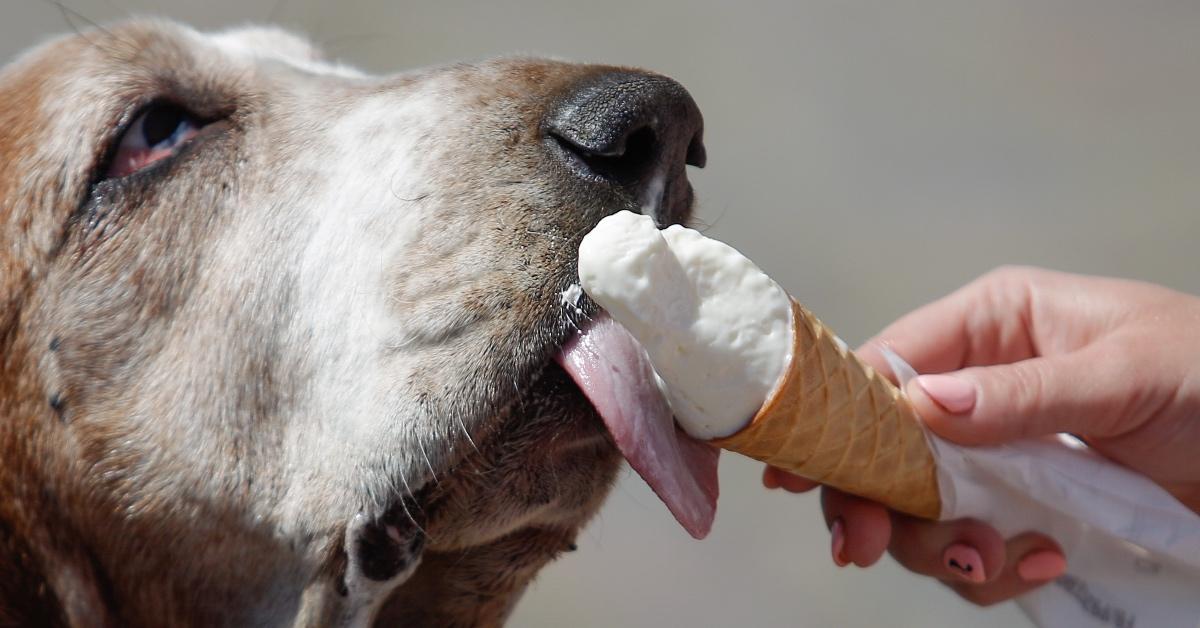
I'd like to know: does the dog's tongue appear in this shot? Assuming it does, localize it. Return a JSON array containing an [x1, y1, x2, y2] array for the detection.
[[556, 314, 719, 539]]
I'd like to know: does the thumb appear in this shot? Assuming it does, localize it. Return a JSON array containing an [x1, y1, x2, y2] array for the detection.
[[903, 348, 1136, 446]]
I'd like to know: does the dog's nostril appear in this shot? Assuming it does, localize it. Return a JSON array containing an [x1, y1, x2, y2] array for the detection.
[[551, 125, 659, 185], [544, 70, 705, 223], [686, 132, 707, 169]]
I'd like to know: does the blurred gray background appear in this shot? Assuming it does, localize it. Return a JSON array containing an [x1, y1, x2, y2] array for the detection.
[[5, 1, 1198, 626]]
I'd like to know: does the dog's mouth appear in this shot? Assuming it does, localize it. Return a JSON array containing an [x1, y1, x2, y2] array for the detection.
[[554, 312, 720, 539], [393, 317, 623, 550], [400, 284, 721, 554], [374, 306, 717, 622]]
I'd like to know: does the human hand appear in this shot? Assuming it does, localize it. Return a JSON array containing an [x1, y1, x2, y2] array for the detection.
[[764, 266, 1200, 604]]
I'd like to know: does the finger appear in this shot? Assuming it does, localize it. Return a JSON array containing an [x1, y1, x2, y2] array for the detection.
[[762, 466, 820, 492], [820, 489, 891, 567], [856, 266, 1095, 376], [886, 515, 1007, 584], [856, 268, 1035, 376], [947, 532, 1066, 607], [904, 344, 1149, 445]]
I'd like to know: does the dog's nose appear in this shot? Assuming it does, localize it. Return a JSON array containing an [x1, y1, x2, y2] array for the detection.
[[544, 71, 705, 224]]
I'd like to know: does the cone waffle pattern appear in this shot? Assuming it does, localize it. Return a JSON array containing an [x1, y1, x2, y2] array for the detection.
[[711, 299, 941, 519]]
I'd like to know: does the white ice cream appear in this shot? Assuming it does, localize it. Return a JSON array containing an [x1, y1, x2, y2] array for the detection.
[[577, 211, 793, 439]]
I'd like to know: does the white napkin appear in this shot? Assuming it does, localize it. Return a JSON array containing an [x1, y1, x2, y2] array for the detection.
[[880, 348, 1200, 628]]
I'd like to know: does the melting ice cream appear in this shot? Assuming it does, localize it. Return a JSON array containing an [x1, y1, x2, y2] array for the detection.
[[556, 211, 793, 537]]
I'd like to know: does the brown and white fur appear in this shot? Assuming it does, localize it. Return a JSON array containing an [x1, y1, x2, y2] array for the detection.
[[0, 20, 702, 627]]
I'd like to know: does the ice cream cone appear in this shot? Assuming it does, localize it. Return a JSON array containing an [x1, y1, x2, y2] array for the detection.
[[710, 299, 942, 520]]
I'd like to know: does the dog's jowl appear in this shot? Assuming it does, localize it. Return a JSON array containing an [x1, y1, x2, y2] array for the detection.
[[0, 20, 702, 627]]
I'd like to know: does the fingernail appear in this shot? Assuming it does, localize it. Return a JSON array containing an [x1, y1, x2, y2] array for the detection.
[[831, 518, 849, 567], [943, 543, 986, 583], [1018, 550, 1067, 582], [915, 374, 977, 414]]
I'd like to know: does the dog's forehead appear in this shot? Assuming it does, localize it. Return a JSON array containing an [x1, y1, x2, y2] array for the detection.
[[105, 20, 367, 78]]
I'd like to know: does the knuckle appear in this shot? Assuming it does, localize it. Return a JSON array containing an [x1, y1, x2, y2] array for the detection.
[[985, 362, 1047, 440], [1013, 363, 1047, 418], [982, 264, 1038, 287], [962, 266, 1040, 324]]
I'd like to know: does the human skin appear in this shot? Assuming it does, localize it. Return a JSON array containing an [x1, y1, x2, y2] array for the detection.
[[764, 266, 1200, 605]]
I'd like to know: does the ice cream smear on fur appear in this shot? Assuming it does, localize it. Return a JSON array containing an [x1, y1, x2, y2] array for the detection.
[[556, 211, 793, 538]]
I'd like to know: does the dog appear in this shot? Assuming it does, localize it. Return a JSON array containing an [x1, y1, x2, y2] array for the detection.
[[0, 19, 704, 627]]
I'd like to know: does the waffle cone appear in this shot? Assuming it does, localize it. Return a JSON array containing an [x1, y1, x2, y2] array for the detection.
[[710, 299, 941, 519]]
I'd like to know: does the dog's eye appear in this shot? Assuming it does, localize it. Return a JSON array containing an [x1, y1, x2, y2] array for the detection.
[[105, 103, 204, 179]]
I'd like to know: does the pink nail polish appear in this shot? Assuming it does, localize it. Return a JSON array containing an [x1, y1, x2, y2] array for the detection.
[[943, 543, 986, 583], [916, 374, 977, 414], [1018, 550, 1067, 582], [831, 519, 848, 567]]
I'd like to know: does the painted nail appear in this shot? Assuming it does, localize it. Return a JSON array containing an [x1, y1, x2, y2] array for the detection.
[[1017, 550, 1067, 582], [916, 374, 977, 414], [831, 518, 849, 567], [943, 543, 986, 583]]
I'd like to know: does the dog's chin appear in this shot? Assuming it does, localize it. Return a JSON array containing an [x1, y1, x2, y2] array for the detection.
[[418, 359, 620, 551], [370, 357, 620, 625]]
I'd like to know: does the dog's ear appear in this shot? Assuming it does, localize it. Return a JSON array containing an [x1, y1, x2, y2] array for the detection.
[[0, 47, 85, 328], [0, 60, 73, 613], [0, 58, 73, 610], [0, 77, 29, 318], [0, 61, 47, 322]]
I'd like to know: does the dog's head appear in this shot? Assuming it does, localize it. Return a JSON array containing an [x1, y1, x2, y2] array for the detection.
[[0, 20, 703, 626]]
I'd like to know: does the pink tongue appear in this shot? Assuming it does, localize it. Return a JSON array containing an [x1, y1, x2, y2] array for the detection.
[[556, 314, 720, 539]]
